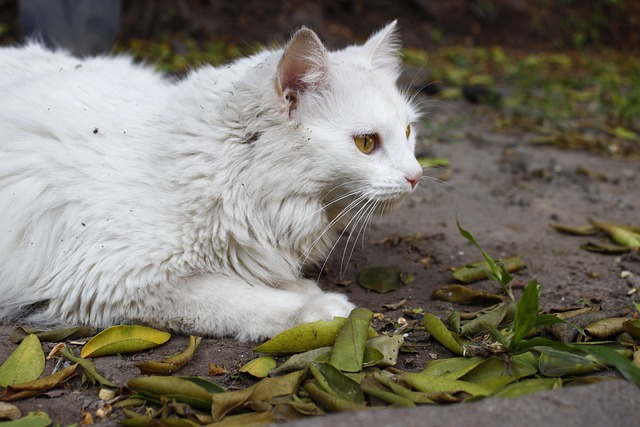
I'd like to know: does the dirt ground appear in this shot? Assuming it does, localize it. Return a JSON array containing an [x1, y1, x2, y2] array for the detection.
[[1, 78, 638, 424], [1, 2, 640, 425]]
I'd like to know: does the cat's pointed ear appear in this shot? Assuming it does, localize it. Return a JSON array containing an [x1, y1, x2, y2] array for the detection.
[[276, 27, 329, 111], [363, 20, 402, 76]]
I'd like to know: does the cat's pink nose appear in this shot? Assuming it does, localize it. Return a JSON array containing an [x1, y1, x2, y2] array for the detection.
[[406, 170, 423, 189]]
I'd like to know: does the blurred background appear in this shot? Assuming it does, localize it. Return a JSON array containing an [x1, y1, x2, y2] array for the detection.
[[0, 0, 638, 157], [0, 0, 638, 56]]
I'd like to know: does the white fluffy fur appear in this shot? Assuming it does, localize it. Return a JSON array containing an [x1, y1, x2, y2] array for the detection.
[[0, 22, 422, 340]]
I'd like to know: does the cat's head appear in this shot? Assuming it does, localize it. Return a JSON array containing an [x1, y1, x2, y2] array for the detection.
[[275, 21, 422, 215]]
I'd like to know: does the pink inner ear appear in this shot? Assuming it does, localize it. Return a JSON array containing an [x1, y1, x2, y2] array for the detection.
[[279, 57, 311, 94], [276, 28, 328, 102]]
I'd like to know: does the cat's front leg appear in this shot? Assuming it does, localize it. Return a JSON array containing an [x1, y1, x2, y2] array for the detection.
[[277, 278, 324, 294], [144, 273, 355, 341]]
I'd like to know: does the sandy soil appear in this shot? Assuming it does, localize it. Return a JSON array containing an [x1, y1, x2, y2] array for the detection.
[[1, 78, 638, 424]]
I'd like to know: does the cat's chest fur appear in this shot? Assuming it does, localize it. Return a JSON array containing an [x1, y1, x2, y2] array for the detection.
[[0, 22, 422, 340]]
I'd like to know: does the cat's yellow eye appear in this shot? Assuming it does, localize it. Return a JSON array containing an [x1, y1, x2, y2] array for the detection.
[[354, 134, 376, 154], [406, 125, 411, 139]]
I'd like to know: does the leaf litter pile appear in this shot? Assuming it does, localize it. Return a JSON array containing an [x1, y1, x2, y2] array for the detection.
[[1, 224, 639, 426]]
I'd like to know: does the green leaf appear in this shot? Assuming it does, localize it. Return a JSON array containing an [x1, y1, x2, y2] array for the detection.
[[0, 411, 51, 427], [0, 335, 45, 387], [365, 335, 404, 368], [239, 356, 277, 378], [460, 302, 511, 338], [423, 313, 465, 355], [210, 369, 307, 421], [360, 375, 415, 407], [421, 356, 485, 379], [254, 317, 347, 354], [623, 318, 640, 339], [493, 378, 561, 398], [510, 280, 540, 348], [303, 380, 366, 413], [80, 325, 171, 358], [270, 347, 333, 375], [459, 352, 538, 391], [310, 362, 364, 404], [400, 372, 491, 396], [59, 346, 116, 388], [456, 220, 512, 289], [537, 347, 604, 376], [329, 308, 374, 372], [127, 376, 214, 411], [590, 219, 640, 248], [452, 256, 525, 284], [571, 343, 640, 386], [357, 266, 405, 293], [177, 376, 225, 394]]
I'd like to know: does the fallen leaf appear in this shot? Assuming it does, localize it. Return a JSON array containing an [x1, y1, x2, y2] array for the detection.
[[0, 335, 45, 387], [422, 356, 486, 379], [270, 347, 332, 375], [382, 299, 407, 310], [210, 369, 307, 421], [549, 223, 599, 236], [459, 302, 514, 338], [590, 219, 640, 248], [329, 308, 374, 372], [422, 314, 465, 355], [492, 377, 561, 397], [584, 317, 629, 339], [59, 346, 116, 388], [302, 380, 366, 413], [452, 256, 525, 284], [10, 326, 96, 344], [399, 372, 491, 396], [432, 284, 504, 305], [360, 375, 415, 407], [255, 317, 358, 354], [0, 411, 51, 427], [135, 335, 201, 374], [623, 318, 640, 339], [458, 352, 538, 391], [581, 242, 631, 254], [127, 376, 217, 411], [309, 362, 364, 404], [0, 364, 78, 401], [239, 356, 277, 378], [357, 266, 405, 293], [208, 363, 230, 376], [365, 335, 404, 368], [80, 325, 171, 358]]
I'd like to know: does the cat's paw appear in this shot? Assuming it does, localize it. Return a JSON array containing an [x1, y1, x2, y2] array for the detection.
[[296, 292, 355, 324]]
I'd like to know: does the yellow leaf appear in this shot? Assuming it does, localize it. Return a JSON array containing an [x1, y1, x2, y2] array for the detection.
[[239, 356, 277, 378], [0, 364, 78, 401], [80, 325, 170, 358], [135, 335, 201, 374], [0, 335, 45, 387], [254, 318, 347, 354]]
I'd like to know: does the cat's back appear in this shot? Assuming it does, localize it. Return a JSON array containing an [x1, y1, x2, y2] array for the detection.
[[0, 42, 163, 87], [0, 43, 171, 150]]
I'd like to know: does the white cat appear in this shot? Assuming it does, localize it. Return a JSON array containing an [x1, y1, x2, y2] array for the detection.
[[0, 22, 422, 341]]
